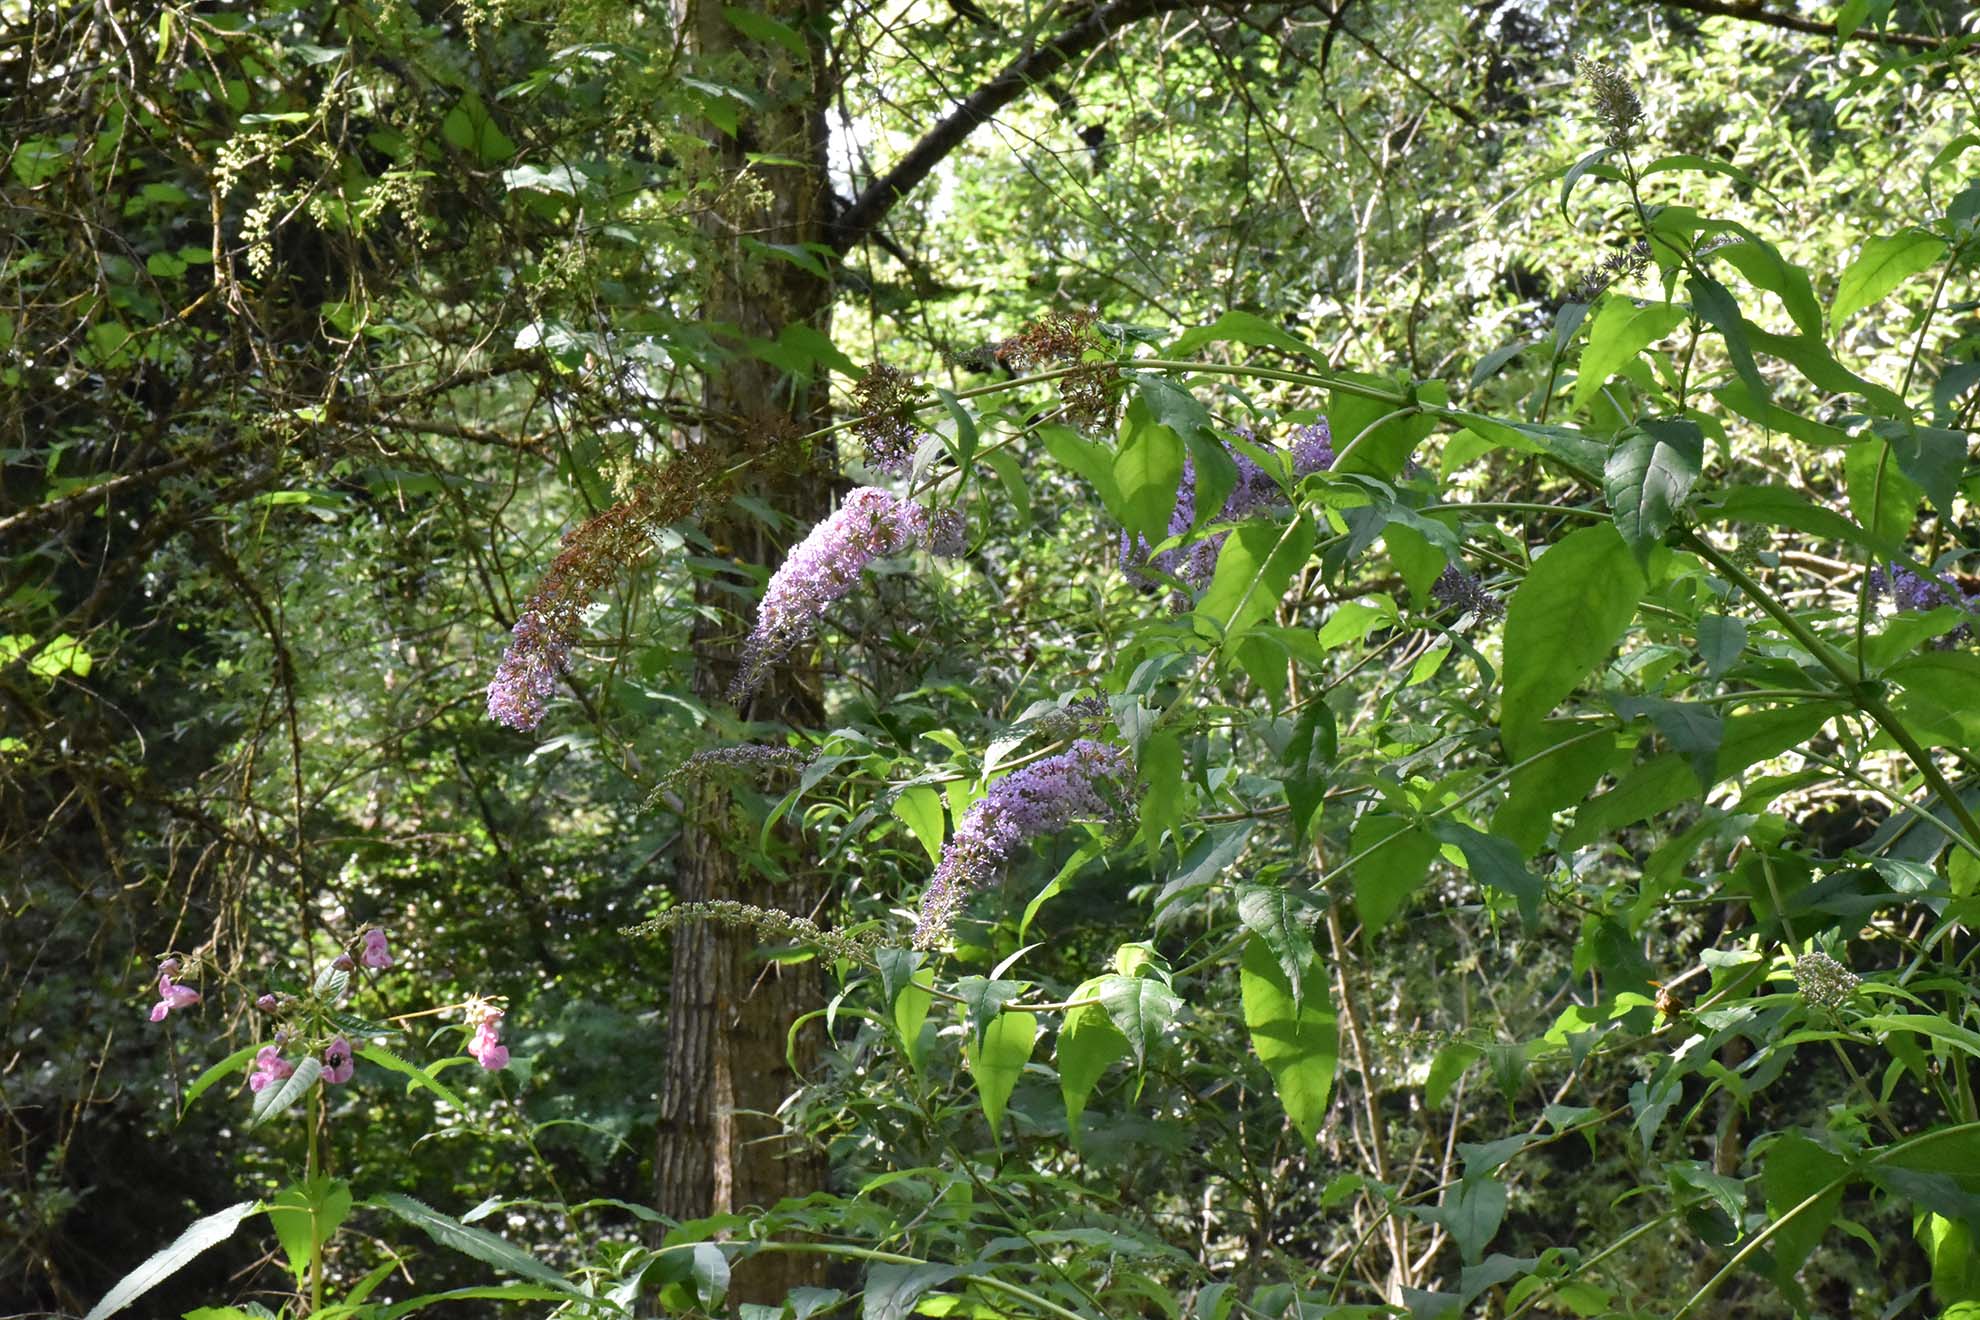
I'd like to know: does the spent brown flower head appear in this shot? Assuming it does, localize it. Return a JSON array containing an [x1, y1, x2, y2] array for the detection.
[[850, 363, 927, 475], [489, 421, 804, 732]]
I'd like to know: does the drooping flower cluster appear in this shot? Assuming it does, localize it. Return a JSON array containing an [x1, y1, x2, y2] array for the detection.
[[1119, 421, 1336, 601], [998, 309, 1121, 431], [1792, 950, 1860, 1010], [730, 487, 964, 702], [850, 363, 927, 475], [465, 1002, 509, 1070], [1431, 563, 1504, 621], [913, 739, 1133, 949], [488, 425, 804, 733], [487, 612, 572, 732], [1868, 562, 1975, 646]]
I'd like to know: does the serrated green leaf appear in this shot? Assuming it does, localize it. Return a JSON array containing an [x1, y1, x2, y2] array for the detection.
[[267, 1178, 353, 1289], [356, 1045, 467, 1113], [1688, 274, 1770, 404], [83, 1201, 259, 1320], [1763, 1135, 1849, 1284], [1351, 813, 1439, 935], [1281, 702, 1336, 843], [964, 1010, 1036, 1134], [1058, 985, 1129, 1137], [183, 1043, 258, 1110], [248, 1055, 321, 1130], [723, 5, 808, 58], [1114, 398, 1185, 545], [891, 785, 946, 865], [371, 1193, 580, 1293], [863, 1264, 962, 1320], [1195, 515, 1315, 649], [1604, 418, 1703, 563], [1168, 310, 1315, 358], [1236, 884, 1316, 1009], [1098, 973, 1181, 1066], [1427, 819, 1543, 928]]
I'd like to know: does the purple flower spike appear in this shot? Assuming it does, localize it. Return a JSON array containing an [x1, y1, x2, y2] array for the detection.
[[1120, 421, 1337, 600], [730, 488, 961, 702], [913, 739, 1132, 949], [486, 612, 572, 732], [1290, 420, 1336, 476], [1869, 562, 1975, 647]]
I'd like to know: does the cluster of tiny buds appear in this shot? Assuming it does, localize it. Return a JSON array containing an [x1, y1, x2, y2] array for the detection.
[[1024, 696, 1111, 741], [1567, 241, 1653, 305], [1431, 563, 1504, 621], [1577, 55, 1645, 149], [1791, 950, 1860, 1010], [644, 744, 816, 811], [622, 900, 878, 965]]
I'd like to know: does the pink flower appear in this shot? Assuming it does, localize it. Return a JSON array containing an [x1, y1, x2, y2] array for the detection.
[[147, 974, 200, 1022], [466, 1011, 510, 1071], [358, 928, 393, 970], [320, 1036, 355, 1085], [248, 1045, 295, 1093]]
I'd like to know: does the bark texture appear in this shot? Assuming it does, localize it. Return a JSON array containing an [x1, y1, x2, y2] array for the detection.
[[652, 0, 835, 1301]]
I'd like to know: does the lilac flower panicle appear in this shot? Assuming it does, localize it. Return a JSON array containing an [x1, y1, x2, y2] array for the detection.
[[1119, 421, 1337, 603], [730, 487, 962, 701], [913, 739, 1132, 949], [1432, 563, 1504, 621], [1289, 420, 1336, 476], [486, 612, 571, 732], [1869, 563, 1975, 647]]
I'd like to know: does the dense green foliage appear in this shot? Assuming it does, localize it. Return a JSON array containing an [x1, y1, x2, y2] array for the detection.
[[5, 1, 1980, 1318]]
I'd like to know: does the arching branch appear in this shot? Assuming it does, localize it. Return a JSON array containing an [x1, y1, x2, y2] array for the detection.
[[830, 0, 1226, 254], [1637, 0, 1956, 53]]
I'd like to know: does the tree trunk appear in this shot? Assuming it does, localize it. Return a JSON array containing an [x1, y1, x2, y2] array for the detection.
[[653, 0, 835, 1301]]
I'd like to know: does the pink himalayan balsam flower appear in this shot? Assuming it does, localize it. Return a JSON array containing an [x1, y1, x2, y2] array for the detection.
[[248, 1045, 296, 1093], [730, 487, 963, 702], [148, 974, 200, 1022], [359, 928, 393, 969], [467, 1010, 509, 1070], [321, 1036, 355, 1085]]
